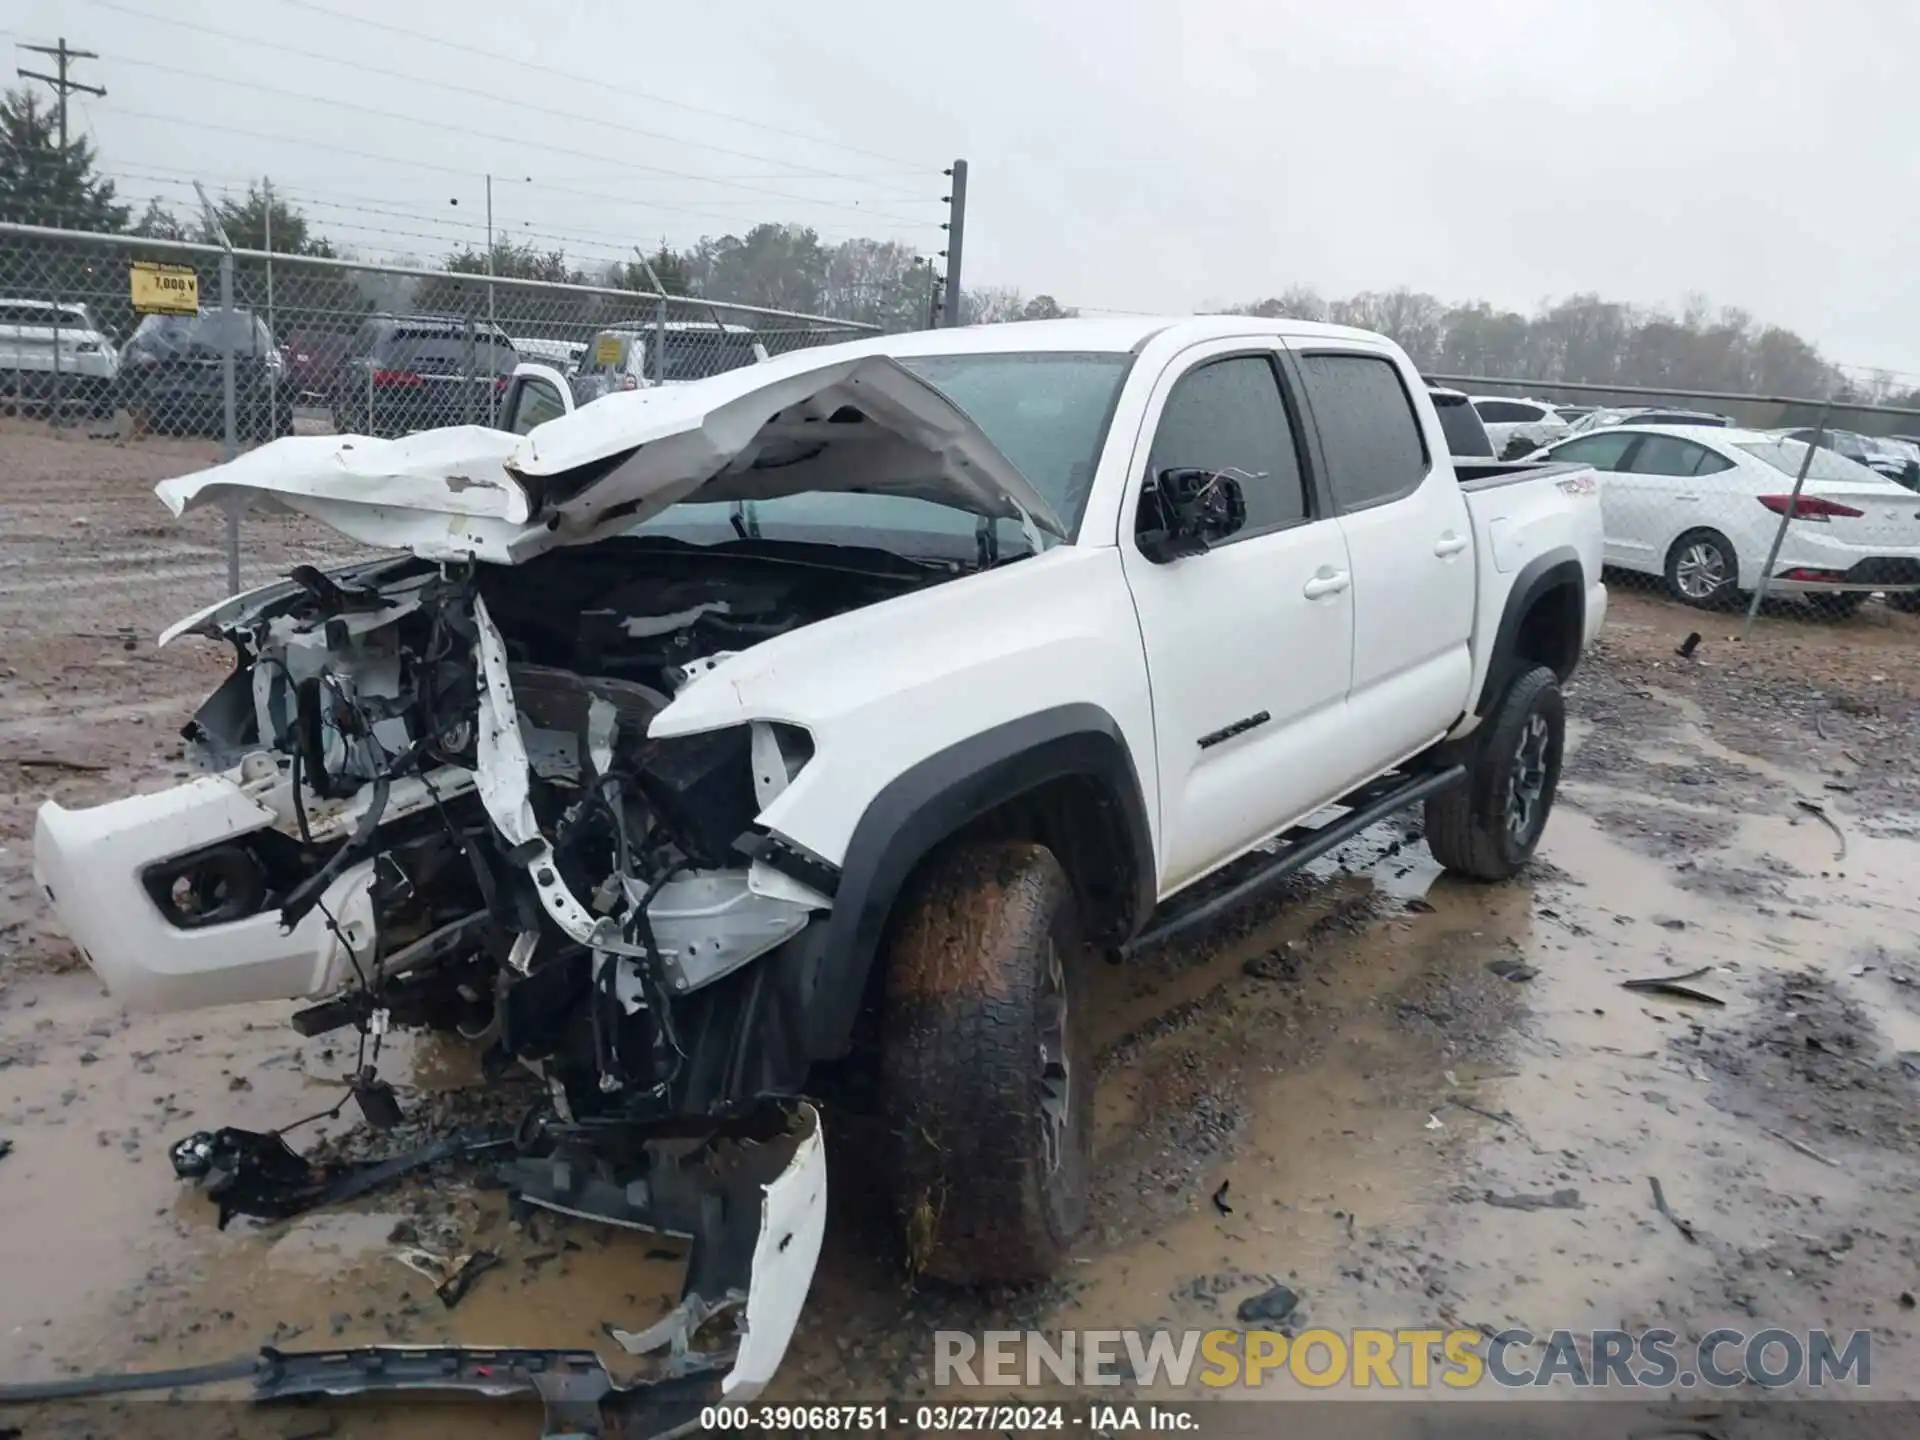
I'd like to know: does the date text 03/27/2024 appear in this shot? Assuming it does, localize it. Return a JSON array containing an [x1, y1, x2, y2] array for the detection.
[[699, 1404, 1197, 1432]]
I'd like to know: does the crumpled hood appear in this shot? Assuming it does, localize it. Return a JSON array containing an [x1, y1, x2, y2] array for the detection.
[[155, 351, 1065, 564]]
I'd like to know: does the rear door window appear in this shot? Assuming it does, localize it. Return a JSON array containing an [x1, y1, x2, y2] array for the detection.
[[1297, 352, 1430, 512], [1547, 432, 1638, 471], [1626, 435, 1720, 476]]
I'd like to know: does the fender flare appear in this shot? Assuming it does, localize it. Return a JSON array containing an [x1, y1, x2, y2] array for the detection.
[[795, 702, 1156, 1060], [1475, 546, 1585, 716]]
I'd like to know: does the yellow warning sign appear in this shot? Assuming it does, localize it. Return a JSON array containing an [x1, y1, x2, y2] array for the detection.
[[130, 261, 199, 314]]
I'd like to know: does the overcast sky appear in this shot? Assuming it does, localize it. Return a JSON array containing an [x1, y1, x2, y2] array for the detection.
[[9, 0, 1918, 377]]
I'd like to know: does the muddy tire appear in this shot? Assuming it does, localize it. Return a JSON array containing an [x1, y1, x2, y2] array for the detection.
[[1666, 528, 1741, 609], [880, 840, 1092, 1286], [1425, 665, 1565, 882], [1888, 590, 1920, 614]]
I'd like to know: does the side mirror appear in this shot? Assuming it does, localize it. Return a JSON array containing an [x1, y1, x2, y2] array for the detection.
[[1137, 467, 1247, 562]]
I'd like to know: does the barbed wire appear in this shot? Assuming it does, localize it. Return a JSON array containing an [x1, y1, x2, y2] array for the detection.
[[248, 0, 934, 168]]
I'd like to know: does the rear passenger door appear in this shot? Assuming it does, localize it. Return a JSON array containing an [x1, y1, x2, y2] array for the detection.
[[1294, 347, 1475, 768], [1119, 343, 1359, 893]]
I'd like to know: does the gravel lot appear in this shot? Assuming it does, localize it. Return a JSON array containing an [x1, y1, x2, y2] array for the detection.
[[2, 432, 1918, 1434]]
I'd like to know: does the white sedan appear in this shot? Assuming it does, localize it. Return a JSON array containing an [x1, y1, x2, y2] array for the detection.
[[1538, 425, 1920, 612]]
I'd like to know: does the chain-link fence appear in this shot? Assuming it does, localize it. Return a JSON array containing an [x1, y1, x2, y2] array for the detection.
[[0, 219, 882, 589], [0, 219, 878, 439], [1429, 374, 1920, 628]]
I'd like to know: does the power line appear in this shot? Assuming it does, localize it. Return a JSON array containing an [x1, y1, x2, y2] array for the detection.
[[258, 0, 930, 170], [109, 170, 702, 264], [90, 103, 918, 240], [97, 52, 939, 230], [77, 0, 938, 201]]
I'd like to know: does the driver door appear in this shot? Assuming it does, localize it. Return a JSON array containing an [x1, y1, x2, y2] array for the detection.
[[1118, 342, 1359, 894], [497, 361, 574, 434]]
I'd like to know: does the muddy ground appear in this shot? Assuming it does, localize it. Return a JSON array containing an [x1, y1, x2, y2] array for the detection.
[[3, 427, 1920, 1433]]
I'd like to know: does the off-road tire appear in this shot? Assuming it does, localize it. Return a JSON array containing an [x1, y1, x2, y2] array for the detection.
[[880, 840, 1092, 1286], [1887, 590, 1920, 615], [1425, 665, 1565, 882], [1665, 528, 1741, 609]]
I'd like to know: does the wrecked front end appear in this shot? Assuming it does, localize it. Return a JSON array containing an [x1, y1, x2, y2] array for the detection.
[[36, 548, 852, 1123], [27, 540, 916, 1418]]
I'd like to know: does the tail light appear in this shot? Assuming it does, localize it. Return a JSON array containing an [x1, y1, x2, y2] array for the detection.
[[1778, 567, 1846, 582], [495, 376, 509, 392], [371, 369, 423, 388], [1757, 494, 1863, 523]]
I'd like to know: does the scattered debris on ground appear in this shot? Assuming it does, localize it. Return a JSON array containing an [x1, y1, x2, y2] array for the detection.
[[1483, 1188, 1583, 1211], [1621, 966, 1726, 1006]]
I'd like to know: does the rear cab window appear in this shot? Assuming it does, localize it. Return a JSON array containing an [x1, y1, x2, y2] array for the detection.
[[1296, 352, 1430, 512], [1430, 391, 1494, 457]]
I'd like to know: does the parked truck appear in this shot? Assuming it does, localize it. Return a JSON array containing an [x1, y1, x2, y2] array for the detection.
[[31, 315, 1606, 1422]]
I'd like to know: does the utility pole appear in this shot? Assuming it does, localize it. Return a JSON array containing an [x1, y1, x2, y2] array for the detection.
[[18, 38, 105, 151], [937, 159, 968, 327]]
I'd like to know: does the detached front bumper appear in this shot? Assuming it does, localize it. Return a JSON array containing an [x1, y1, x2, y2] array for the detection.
[[0, 1104, 829, 1440], [32, 776, 377, 1011]]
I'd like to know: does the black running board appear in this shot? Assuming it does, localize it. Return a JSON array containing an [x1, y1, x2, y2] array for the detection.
[[1119, 765, 1466, 958]]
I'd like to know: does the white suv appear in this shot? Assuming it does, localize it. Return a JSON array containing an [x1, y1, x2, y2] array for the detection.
[[0, 298, 119, 415], [1470, 395, 1571, 457]]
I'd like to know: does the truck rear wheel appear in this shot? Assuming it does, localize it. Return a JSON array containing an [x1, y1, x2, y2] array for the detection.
[[1425, 665, 1564, 881], [880, 840, 1092, 1286]]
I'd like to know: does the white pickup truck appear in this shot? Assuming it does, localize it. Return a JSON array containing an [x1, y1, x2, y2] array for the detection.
[[30, 316, 1604, 1416]]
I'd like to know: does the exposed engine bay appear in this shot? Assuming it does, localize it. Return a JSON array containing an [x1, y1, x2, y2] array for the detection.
[[162, 536, 951, 1126]]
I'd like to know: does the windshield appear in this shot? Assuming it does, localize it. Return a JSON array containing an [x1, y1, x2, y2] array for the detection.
[[132, 311, 271, 354], [632, 350, 1134, 558], [1735, 441, 1897, 485]]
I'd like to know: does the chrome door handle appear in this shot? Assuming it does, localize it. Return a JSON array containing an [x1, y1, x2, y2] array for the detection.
[[1434, 533, 1469, 557], [1303, 570, 1351, 599]]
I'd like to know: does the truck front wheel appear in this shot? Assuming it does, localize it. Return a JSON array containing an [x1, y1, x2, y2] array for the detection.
[[1425, 665, 1565, 881], [880, 840, 1092, 1286]]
